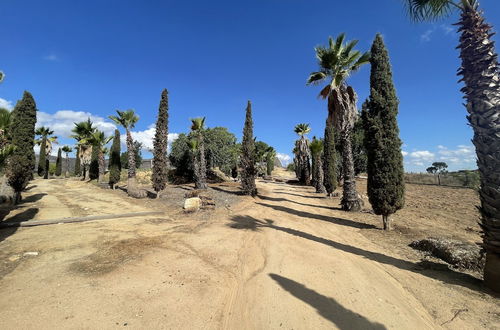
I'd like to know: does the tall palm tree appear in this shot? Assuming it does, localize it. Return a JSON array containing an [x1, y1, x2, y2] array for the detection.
[[71, 119, 97, 181], [89, 130, 112, 183], [109, 109, 139, 192], [404, 0, 500, 292], [35, 126, 58, 179], [310, 137, 327, 194], [307, 34, 370, 211], [190, 117, 208, 189], [61, 145, 72, 178], [293, 123, 312, 185]]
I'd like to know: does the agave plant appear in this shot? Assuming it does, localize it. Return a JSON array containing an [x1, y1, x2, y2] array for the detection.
[[307, 33, 369, 211], [293, 123, 312, 185]]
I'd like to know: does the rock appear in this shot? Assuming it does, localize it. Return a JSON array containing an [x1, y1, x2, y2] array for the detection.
[[183, 197, 201, 213], [128, 188, 148, 199], [409, 237, 484, 272], [23, 252, 39, 257]]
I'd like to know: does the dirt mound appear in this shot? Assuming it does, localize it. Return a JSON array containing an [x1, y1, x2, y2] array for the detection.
[[409, 237, 484, 272]]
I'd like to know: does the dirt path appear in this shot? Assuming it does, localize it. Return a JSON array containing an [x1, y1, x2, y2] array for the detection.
[[0, 178, 498, 329]]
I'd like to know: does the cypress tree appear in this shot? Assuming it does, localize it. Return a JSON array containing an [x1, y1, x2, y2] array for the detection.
[[89, 146, 99, 180], [323, 114, 337, 196], [38, 136, 47, 177], [6, 91, 37, 203], [109, 129, 121, 189], [363, 34, 405, 230], [152, 89, 169, 197], [55, 148, 62, 176], [74, 148, 81, 176], [240, 100, 257, 196]]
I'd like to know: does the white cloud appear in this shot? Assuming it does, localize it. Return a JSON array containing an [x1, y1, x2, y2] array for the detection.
[[409, 150, 435, 161], [0, 98, 13, 110], [401, 151, 408, 157], [43, 54, 59, 61], [121, 124, 179, 152], [276, 153, 292, 166], [420, 25, 454, 42], [37, 110, 117, 138], [420, 29, 434, 42]]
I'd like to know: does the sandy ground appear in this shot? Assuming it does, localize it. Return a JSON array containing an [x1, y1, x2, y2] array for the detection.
[[0, 173, 498, 329]]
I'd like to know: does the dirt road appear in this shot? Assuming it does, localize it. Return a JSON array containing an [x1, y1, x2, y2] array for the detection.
[[0, 178, 498, 329]]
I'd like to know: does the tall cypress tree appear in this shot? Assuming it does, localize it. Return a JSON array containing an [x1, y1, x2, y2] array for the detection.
[[363, 34, 405, 230], [89, 146, 99, 180], [6, 91, 37, 203], [152, 89, 169, 197], [37, 136, 47, 177], [74, 148, 81, 176], [323, 114, 337, 196], [109, 129, 121, 189], [240, 100, 257, 196], [55, 148, 62, 176]]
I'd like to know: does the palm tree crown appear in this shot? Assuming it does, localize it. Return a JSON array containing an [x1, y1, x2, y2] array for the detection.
[[190, 117, 206, 133], [307, 33, 370, 98], [109, 109, 139, 130], [309, 137, 324, 155], [294, 123, 311, 136], [61, 145, 72, 153], [71, 119, 96, 144], [405, 0, 478, 21]]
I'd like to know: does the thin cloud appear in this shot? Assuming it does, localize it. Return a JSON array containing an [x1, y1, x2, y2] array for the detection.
[[0, 98, 13, 110], [43, 54, 59, 61], [276, 153, 292, 166]]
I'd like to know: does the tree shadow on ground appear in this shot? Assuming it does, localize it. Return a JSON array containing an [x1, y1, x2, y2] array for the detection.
[[275, 191, 327, 199], [255, 202, 375, 230], [258, 195, 341, 211], [0, 208, 39, 243], [21, 193, 47, 204], [210, 186, 244, 196], [227, 216, 485, 293], [269, 273, 387, 329]]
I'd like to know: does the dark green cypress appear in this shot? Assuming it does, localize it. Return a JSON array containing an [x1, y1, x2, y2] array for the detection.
[[55, 148, 62, 176], [6, 91, 37, 203], [109, 129, 121, 188], [74, 148, 81, 176], [38, 136, 47, 177], [240, 101, 257, 196], [89, 145, 99, 180], [364, 34, 405, 230], [152, 89, 169, 196], [323, 113, 337, 196]]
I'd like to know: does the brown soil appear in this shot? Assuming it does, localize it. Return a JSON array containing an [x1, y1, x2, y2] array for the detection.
[[0, 173, 498, 329]]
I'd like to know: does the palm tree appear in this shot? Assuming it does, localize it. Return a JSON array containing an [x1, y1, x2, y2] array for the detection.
[[404, 0, 500, 292], [89, 131, 112, 183], [265, 146, 276, 176], [190, 117, 208, 189], [109, 109, 139, 192], [61, 146, 72, 178], [307, 34, 370, 211], [71, 119, 97, 181], [35, 126, 58, 179], [293, 123, 312, 185], [310, 137, 327, 194]]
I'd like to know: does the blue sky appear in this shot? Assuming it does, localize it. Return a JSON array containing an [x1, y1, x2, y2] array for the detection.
[[1, 0, 499, 172]]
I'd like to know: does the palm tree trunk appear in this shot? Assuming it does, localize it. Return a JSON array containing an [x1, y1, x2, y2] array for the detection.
[[197, 138, 208, 189], [340, 130, 362, 212], [126, 130, 137, 191], [65, 154, 69, 178], [457, 7, 500, 292], [98, 150, 105, 183], [314, 154, 326, 193]]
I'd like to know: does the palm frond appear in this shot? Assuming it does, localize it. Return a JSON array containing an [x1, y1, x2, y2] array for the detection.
[[190, 117, 206, 132], [306, 71, 327, 85], [294, 123, 311, 136], [404, 0, 459, 22]]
